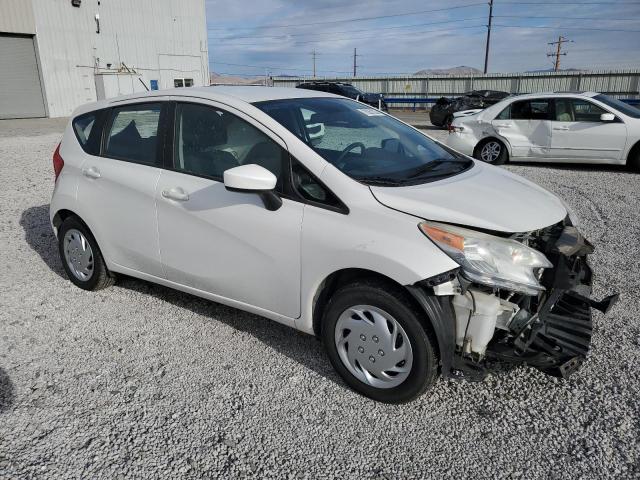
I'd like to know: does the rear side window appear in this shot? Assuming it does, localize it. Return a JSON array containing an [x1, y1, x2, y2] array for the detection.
[[104, 103, 162, 166], [497, 99, 550, 120], [72, 110, 107, 155]]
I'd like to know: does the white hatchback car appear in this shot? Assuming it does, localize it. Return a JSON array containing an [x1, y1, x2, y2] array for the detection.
[[50, 87, 617, 403], [445, 91, 640, 168]]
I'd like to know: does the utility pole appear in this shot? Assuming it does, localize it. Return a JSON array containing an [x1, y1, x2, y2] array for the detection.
[[483, 0, 493, 74], [353, 48, 358, 77], [312, 50, 317, 77], [547, 36, 571, 71]]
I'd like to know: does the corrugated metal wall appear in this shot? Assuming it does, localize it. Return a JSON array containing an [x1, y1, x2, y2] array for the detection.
[[0, 0, 36, 34], [273, 70, 640, 107], [23, 0, 209, 117]]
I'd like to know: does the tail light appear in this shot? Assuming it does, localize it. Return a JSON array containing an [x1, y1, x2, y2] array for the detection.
[[448, 124, 464, 133], [53, 143, 64, 181]]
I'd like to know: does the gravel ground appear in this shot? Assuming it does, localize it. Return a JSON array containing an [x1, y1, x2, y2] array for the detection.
[[1, 117, 639, 479]]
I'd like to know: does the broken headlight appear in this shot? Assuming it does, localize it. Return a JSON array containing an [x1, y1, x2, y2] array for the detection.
[[419, 222, 553, 296]]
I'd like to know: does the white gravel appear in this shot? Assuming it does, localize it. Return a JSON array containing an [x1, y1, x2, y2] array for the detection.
[[1, 117, 639, 479]]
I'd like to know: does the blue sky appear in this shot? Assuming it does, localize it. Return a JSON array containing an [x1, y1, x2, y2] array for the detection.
[[205, 0, 640, 77]]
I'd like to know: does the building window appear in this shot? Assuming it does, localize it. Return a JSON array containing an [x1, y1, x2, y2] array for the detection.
[[174, 78, 194, 88]]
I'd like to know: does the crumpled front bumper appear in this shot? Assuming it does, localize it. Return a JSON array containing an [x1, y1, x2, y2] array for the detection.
[[409, 224, 619, 381]]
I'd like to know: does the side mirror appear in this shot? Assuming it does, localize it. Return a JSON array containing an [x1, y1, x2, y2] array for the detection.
[[224, 164, 282, 211], [600, 113, 615, 122]]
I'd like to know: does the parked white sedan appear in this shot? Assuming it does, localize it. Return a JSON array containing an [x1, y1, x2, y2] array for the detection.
[[445, 92, 640, 169]]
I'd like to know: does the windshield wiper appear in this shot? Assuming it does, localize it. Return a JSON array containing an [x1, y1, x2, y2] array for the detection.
[[406, 160, 448, 179], [359, 176, 405, 186], [407, 158, 470, 179]]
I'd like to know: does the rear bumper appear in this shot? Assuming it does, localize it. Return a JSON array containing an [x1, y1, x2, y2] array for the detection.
[[444, 132, 476, 156]]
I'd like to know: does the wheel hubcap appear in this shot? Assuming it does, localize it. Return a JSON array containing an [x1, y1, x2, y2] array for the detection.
[[334, 305, 413, 389], [481, 141, 501, 162], [63, 229, 94, 281]]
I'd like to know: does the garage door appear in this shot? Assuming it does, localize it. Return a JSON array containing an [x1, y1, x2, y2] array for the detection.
[[0, 35, 46, 119]]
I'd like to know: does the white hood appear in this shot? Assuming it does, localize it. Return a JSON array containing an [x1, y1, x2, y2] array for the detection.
[[370, 161, 567, 233]]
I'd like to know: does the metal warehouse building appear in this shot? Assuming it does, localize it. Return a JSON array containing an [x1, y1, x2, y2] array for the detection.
[[0, 0, 209, 119]]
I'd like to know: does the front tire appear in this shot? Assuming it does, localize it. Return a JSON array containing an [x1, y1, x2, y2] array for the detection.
[[627, 146, 640, 172], [58, 216, 115, 291], [474, 138, 508, 165], [322, 281, 438, 403]]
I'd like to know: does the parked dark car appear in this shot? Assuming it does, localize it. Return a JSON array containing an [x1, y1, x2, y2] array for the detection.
[[296, 81, 388, 111], [430, 90, 510, 128]]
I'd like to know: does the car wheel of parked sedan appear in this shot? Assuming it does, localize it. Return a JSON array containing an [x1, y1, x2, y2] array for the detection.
[[58, 216, 115, 291], [322, 280, 438, 403], [475, 138, 508, 165]]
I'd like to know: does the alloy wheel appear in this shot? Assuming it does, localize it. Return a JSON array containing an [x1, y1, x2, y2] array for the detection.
[[480, 141, 502, 163]]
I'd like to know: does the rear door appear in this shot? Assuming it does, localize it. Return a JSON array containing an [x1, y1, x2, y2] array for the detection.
[[550, 97, 627, 162], [491, 98, 552, 159], [76, 101, 167, 277]]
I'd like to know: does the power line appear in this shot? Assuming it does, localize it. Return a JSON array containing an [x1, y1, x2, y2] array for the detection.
[[208, 17, 486, 40], [211, 61, 351, 74], [498, 1, 639, 4], [494, 24, 640, 33], [206, 3, 486, 31], [209, 24, 487, 47], [495, 15, 640, 21]]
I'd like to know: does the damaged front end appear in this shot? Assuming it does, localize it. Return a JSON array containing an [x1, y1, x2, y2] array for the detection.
[[411, 220, 618, 382]]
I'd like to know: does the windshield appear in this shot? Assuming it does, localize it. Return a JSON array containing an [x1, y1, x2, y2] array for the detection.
[[254, 98, 472, 186], [594, 94, 640, 119]]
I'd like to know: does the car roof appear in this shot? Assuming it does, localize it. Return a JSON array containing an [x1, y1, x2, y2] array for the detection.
[[507, 91, 600, 100], [72, 86, 336, 116]]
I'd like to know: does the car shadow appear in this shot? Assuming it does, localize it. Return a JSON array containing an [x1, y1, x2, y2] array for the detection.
[[0, 368, 15, 413], [116, 276, 340, 386], [20, 204, 341, 387], [507, 161, 633, 173], [20, 205, 66, 279]]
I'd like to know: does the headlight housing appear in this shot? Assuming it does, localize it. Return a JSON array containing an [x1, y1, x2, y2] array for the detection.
[[419, 222, 553, 296]]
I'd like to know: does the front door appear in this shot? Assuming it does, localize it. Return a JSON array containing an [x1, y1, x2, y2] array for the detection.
[[550, 98, 628, 162], [155, 101, 304, 318], [491, 98, 553, 159]]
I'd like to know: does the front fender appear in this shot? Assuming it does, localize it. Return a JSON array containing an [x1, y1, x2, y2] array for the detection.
[[297, 201, 458, 334]]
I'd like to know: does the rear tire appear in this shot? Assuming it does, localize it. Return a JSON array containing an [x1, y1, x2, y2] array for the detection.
[[321, 280, 438, 403], [58, 216, 115, 291], [474, 138, 508, 165], [627, 146, 640, 172]]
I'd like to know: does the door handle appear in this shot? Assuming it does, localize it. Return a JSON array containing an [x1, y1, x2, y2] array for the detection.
[[162, 187, 189, 202], [553, 126, 570, 131], [82, 166, 101, 179], [494, 123, 512, 128]]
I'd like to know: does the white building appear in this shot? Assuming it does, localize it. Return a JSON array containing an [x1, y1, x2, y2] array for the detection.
[[0, 0, 209, 119]]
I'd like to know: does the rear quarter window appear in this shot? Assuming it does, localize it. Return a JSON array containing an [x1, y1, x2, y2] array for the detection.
[[72, 110, 107, 155]]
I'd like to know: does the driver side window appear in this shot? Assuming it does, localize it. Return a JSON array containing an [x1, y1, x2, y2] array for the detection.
[[174, 103, 288, 192]]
